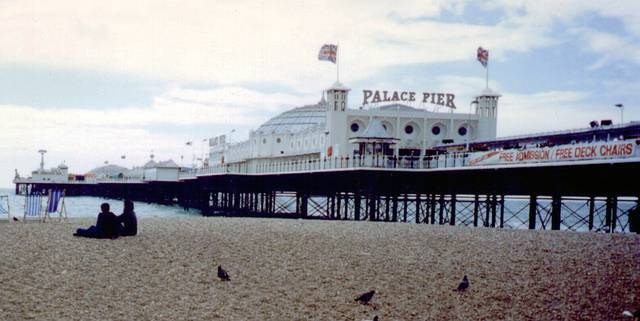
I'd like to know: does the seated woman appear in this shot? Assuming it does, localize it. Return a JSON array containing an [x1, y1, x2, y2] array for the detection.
[[118, 199, 137, 236], [74, 203, 120, 239]]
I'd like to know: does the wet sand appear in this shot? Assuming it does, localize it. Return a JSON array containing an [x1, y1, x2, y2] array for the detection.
[[0, 217, 639, 320]]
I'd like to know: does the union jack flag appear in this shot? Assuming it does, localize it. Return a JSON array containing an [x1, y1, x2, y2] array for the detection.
[[318, 44, 337, 63], [477, 46, 488, 68]]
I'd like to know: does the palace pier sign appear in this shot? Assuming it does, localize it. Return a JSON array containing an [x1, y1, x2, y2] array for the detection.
[[362, 89, 457, 108]]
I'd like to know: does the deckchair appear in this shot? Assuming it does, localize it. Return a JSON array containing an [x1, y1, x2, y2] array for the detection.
[[0, 195, 9, 221], [24, 193, 44, 222], [44, 189, 66, 221]]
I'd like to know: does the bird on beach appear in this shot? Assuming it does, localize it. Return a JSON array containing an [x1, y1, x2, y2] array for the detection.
[[355, 290, 375, 304], [455, 275, 469, 292], [623, 309, 639, 320], [217, 265, 230, 281], [12, 217, 19, 222]]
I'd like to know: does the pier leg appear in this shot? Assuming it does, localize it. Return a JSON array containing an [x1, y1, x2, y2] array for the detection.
[[430, 194, 436, 224], [499, 195, 505, 228], [450, 194, 456, 226], [392, 195, 398, 222], [529, 195, 537, 230], [385, 195, 390, 221], [588, 196, 595, 231], [473, 195, 479, 227], [551, 195, 561, 230], [415, 193, 421, 224], [403, 194, 408, 223], [606, 196, 613, 233], [612, 196, 618, 232], [438, 194, 445, 225], [484, 195, 490, 227], [337, 193, 342, 220], [354, 193, 361, 221], [491, 195, 497, 228]]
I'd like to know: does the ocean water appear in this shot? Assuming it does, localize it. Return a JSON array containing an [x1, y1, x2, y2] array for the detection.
[[0, 188, 197, 219]]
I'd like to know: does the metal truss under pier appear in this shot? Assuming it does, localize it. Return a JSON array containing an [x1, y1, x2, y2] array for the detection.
[[15, 161, 640, 233]]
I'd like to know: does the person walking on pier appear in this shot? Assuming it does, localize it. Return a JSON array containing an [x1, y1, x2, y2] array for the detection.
[[118, 199, 137, 236], [73, 203, 120, 239]]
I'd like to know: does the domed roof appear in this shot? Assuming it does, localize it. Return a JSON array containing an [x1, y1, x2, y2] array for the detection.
[[257, 102, 326, 135], [58, 163, 68, 169]]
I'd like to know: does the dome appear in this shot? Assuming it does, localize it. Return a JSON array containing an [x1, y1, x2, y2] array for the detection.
[[257, 103, 326, 135], [58, 163, 68, 169]]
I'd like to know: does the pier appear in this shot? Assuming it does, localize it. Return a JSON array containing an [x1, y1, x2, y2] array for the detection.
[[15, 155, 640, 233]]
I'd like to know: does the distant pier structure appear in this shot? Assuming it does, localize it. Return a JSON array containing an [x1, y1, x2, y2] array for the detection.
[[14, 82, 640, 233]]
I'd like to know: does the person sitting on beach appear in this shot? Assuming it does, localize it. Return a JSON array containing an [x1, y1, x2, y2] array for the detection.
[[118, 199, 137, 236], [73, 203, 120, 239]]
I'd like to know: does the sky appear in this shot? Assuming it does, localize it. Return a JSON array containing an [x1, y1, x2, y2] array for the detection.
[[1, 0, 640, 187]]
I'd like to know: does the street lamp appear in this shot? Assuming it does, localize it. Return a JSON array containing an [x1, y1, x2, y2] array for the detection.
[[37, 149, 47, 173], [615, 104, 624, 124]]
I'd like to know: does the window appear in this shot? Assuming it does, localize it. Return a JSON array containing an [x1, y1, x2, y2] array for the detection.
[[405, 125, 414, 134], [276, 138, 281, 143], [432, 126, 441, 135], [262, 138, 267, 144], [458, 127, 467, 136], [350, 123, 359, 132]]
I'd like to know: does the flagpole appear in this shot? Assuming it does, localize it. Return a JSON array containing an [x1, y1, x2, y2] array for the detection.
[[336, 42, 340, 82], [486, 61, 489, 89]]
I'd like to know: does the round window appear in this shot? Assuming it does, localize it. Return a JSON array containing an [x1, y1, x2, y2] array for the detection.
[[458, 127, 467, 136], [405, 125, 414, 134], [350, 123, 359, 132], [432, 126, 441, 135]]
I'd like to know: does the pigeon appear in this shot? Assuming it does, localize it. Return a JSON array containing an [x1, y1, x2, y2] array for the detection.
[[355, 290, 375, 304], [455, 275, 469, 291], [12, 217, 19, 222], [623, 310, 639, 319], [217, 265, 230, 281]]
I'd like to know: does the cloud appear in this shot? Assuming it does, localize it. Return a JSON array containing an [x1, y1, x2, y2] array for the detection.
[[0, 0, 578, 93], [0, 85, 316, 186]]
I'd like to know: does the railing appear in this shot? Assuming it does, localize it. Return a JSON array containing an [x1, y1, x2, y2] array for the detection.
[[178, 153, 471, 178]]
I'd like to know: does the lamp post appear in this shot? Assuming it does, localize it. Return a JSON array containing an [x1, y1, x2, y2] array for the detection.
[[37, 149, 47, 174], [615, 104, 624, 124]]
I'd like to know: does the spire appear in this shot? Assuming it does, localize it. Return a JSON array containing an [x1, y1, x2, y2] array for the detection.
[[319, 91, 326, 105]]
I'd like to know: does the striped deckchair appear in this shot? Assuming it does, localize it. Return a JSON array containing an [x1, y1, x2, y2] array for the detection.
[[0, 195, 9, 221], [44, 189, 66, 221], [24, 194, 44, 221]]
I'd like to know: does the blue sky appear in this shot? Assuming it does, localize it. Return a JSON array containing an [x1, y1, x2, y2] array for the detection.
[[1, 0, 639, 187]]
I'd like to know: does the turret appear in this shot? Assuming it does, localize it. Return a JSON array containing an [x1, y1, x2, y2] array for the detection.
[[325, 81, 350, 157], [475, 88, 501, 140]]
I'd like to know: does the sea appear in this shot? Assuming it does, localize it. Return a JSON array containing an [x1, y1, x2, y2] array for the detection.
[[0, 188, 634, 232], [0, 188, 195, 219]]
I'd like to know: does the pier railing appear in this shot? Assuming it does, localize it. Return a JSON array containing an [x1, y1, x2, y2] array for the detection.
[[178, 153, 473, 178]]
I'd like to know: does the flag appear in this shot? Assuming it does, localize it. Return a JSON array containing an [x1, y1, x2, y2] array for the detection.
[[318, 44, 337, 63], [477, 47, 488, 68]]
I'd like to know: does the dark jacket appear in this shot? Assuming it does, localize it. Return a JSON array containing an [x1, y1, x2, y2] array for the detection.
[[96, 211, 119, 239], [118, 210, 137, 236]]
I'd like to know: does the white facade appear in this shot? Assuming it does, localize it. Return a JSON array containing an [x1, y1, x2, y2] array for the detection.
[[210, 82, 500, 166], [30, 163, 69, 182]]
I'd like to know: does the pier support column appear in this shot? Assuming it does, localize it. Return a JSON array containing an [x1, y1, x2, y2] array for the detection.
[[438, 194, 445, 225], [450, 194, 456, 226], [588, 196, 595, 231], [354, 193, 361, 221], [529, 195, 537, 230], [415, 193, 421, 224], [491, 195, 497, 228], [606, 196, 613, 233], [392, 195, 398, 222], [611, 196, 618, 232], [551, 195, 562, 230], [473, 195, 479, 227], [430, 194, 436, 224], [484, 195, 490, 227], [499, 195, 505, 228]]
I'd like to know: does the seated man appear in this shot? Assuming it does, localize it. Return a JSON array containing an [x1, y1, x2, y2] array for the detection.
[[74, 203, 120, 239], [118, 199, 137, 236]]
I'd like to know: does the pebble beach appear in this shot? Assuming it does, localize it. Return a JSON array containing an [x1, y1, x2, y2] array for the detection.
[[1, 217, 638, 320]]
